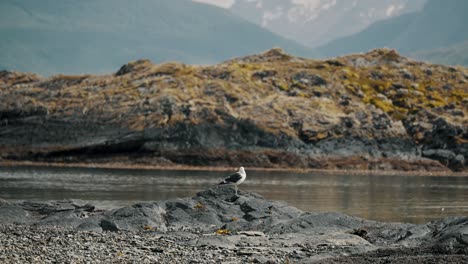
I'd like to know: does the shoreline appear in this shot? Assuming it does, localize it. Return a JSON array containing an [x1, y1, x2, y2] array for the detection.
[[1, 187, 467, 263], [1, 160, 467, 177]]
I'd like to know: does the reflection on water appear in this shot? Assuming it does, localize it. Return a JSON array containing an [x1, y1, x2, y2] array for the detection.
[[1, 166, 467, 224]]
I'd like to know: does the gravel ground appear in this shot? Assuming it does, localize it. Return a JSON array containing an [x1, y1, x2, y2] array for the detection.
[[2, 224, 468, 264], [0, 225, 292, 263], [317, 248, 468, 264]]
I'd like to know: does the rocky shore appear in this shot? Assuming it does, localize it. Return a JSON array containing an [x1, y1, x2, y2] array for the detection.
[[1, 187, 467, 263], [1, 48, 467, 172]]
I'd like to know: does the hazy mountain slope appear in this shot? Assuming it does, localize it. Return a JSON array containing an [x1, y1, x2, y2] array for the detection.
[[410, 41, 468, 67], [318, 0, 468, 58], [228, 0, 426, 48], [317, 13, 415, 57], [0, 0, 315, 75]]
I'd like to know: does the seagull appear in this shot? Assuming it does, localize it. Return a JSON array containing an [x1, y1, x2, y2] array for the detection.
[[219, 167, 246, 195]]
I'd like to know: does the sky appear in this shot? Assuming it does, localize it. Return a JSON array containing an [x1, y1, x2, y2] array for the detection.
[[192, 0, 236, 8], [192, 0, 338, 9]]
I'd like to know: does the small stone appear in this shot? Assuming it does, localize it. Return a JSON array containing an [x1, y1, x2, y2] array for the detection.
[[238, 231, 266, 237], [237, 250, 256, 256]]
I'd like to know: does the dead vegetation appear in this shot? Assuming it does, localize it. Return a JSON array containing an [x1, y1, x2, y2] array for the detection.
[[0, 48, 467, 171]]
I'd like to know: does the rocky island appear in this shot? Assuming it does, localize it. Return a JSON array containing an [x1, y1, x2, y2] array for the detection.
[[0, 48, 467, 172], [0, 187, 467, 263]]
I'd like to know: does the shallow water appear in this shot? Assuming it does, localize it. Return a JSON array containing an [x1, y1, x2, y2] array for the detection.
[[1, 166, 467, 224]]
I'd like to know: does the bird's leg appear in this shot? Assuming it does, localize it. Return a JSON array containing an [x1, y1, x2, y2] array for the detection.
[[235, 185, 238, 195]]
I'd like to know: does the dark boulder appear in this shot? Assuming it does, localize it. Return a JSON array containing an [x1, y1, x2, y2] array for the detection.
[[423, 149, 465, 171], [104, 202, 167, 231], [0, 205, 31, 225], [35, 210, 85, 228], [252, 70, 277, 80], [100, 219, 120, 232], [115, 59, 152, 76], [293, 72, 327, 86], [428, 217, 468, 254]]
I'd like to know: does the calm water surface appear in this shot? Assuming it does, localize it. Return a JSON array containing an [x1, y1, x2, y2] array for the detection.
[[1, 166, 467, 224]]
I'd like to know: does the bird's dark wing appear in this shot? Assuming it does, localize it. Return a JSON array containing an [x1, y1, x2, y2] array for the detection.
[[219, 172, 242, 185]]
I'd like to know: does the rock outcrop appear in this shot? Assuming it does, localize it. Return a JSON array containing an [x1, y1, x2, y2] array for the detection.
[[1, 187, 467, 262], [0, 49, 467, 171]]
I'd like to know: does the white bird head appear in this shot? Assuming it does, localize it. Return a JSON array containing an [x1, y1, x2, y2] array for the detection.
[[239, 167, 245, 173]]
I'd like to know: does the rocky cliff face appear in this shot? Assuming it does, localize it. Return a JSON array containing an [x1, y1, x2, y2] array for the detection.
[[0, 48, 467, 171]]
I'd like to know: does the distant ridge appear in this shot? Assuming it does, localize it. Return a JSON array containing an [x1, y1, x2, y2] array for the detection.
[[317, 0, 468, 66], [229, 0, 426, 48], [0, 0, 315, 75], [410, 41, 468, 67]]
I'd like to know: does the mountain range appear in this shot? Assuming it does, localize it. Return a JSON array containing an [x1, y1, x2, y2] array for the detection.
[[0, 0, 314, 75], [199, 0, 468, 66], [1, 0, 467, 75], [411, 41, 468, 67], [228, 0, 427, 48], [317, 0, 468, 65]]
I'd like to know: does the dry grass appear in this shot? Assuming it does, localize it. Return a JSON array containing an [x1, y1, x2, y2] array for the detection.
[[0, 48, 467, 171]]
